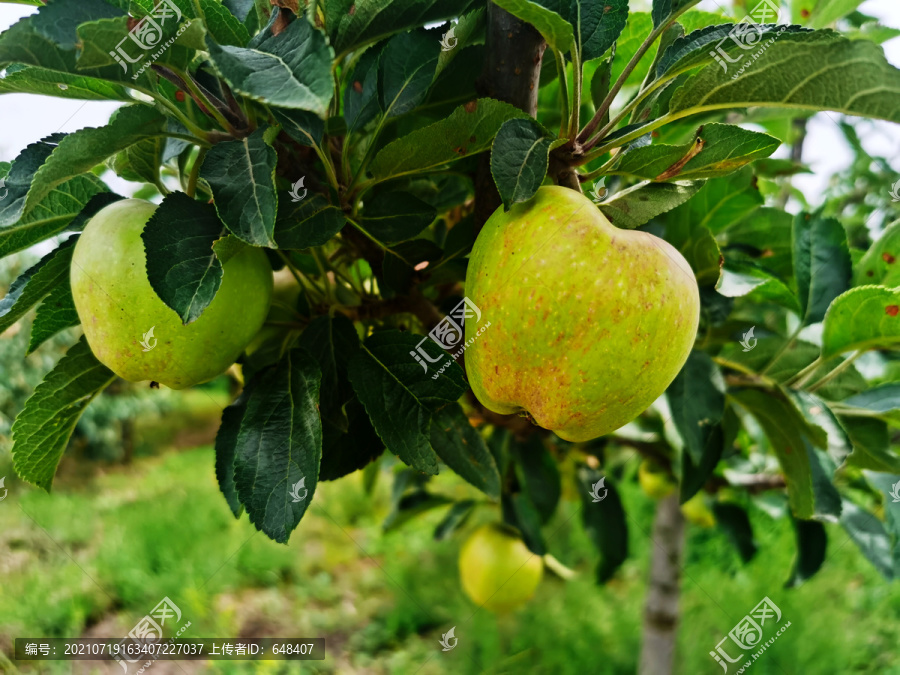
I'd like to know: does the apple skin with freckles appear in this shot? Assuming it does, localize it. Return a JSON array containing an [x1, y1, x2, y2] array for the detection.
[[71, 199, 273, 389], [464, 186, 700, 441]]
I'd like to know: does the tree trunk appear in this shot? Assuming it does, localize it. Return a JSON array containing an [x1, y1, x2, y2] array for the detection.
[[639, 494, 686, 675], [121, 418, 135, 465], [473, 1, 546, 230]]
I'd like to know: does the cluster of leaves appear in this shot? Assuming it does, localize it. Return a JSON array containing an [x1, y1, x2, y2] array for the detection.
[[1, 0, 900, 588]]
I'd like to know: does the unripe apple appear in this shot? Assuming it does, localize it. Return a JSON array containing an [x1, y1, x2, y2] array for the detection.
[[638, 459, 675, 499], [458, 523, 543, 612], [71, 199, 273, 389], [681, 492, 716, 527], [465, 186, 699, 441]]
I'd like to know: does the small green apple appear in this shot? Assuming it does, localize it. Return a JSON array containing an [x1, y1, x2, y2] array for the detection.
[[458, 523, 543, 612], [638, 459, 676, 499], [465, 186, 699, 441], [71, 199, 273, 389]]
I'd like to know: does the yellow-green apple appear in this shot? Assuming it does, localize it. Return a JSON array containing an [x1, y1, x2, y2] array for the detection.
[[465, 186, 699, 441], [71, 199, 272, 389], [458, 523, 543, 612]]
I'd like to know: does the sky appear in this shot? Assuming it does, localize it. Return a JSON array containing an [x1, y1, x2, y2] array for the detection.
[[0, 1, 898, 205]]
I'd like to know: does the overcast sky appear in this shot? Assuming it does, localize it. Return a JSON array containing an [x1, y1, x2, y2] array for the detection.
[[0, 1, 898, 205]]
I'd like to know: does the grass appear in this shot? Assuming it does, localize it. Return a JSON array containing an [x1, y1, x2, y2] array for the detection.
[[1, 441, 900, 674]]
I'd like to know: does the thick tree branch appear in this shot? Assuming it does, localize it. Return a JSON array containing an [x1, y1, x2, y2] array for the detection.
[[473, 2, 546, 231]]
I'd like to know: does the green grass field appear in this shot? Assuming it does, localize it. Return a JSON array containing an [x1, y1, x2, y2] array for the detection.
[[2, 438, 900, 674]]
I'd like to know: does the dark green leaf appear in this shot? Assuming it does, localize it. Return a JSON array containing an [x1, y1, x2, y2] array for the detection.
[[511, 435, 561, 523], [487, 0, 574, 53], [731, 388, 823, 519], [571, 0, 627, 61], [840, 416, 899, 473], [713, 502, 757, 563], [611, 124, 780, 181], [843, 384, 900, 414], [490, 117, 555, 210], [234, 348, 323, 543], [651, 0, 698, 27], [24, 106, 166, 216], [320, 397, 384, 481], [786, 518, 827, 587], [434, 499, 477, 540], [577, 465, 628, 582], [347, 330, 467, 475], [297, 314, 359, 432], [323, 0, 473, 57], [793, 212, 851, 325], [379, 30, 440, 117], [343, 42, 383, 133], [141, 192, 225, 325], [502, 491, 547, 555], [215, 387, 253, 517], [716, 260, 801, 313], [666, 351, 724, 464], [656, 23, 811, 79], [200, 0, 251, 46], [597, 179, 704, 229], [370, 99, 531, 181], [27, 280, 79, 354], [662, 203, 723, 286], [272, 108, 325, 148], [361, 191, 436, 243], [430, 403, 500, 498], [840, 498, 894, 580], [0, 14, 153, 90], [0, 63, 131, 101], [0, 239, 75, 335], [0, 133, 67, 228], [0, 189, 120, 261], [681, 414, 727, 502], [274, 193, 346, 249], [30, 0, 125, 50], [670, 166, 762, 235], [207, 9, 334, 115], [201, 127, 278, 247], [11, 337, 116, 491], [669, 32, 900, 126]]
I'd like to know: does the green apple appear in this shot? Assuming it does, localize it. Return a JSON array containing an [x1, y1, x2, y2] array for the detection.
[[458, 523, 543, 612], [71, 199, 273, 389], [638, 459, 675, 499], [681, 492, 716, 527], [465, 186, 699, 441]]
